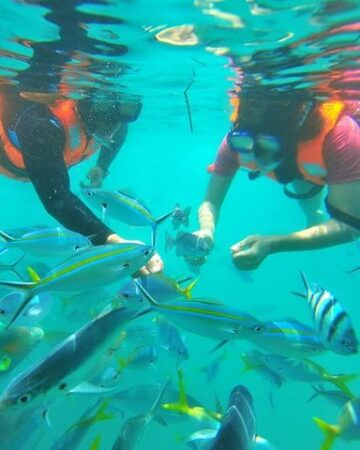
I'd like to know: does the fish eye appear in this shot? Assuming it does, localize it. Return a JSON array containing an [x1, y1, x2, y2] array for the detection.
[[18, 393, 31, 404], [86, 191, 93, 197], [253, 324, 264, 333], [102, 202, 107, 208], [74, 245, 81, 251], [143, 249, 151, 256], [122, 292, 129, 299], [59, 382, 67, 390], [0, 309, 5, 315]]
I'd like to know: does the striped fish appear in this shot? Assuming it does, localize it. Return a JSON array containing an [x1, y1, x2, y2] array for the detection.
[[0, 243, 153, 327], [82, 188, 174, 246], [297, 272, 358, 356]]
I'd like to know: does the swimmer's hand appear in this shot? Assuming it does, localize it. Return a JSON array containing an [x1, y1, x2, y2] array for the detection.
[[81, 166, 106, 189], [106, 233, 164, 276], [231, 235, 274, 271], [185, 229, 214, 266]]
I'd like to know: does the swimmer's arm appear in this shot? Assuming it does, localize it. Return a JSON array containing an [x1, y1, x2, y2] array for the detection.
[[96, 122, 128, 175], [198, 174, 234, 238], [269, 181, 360, 252]]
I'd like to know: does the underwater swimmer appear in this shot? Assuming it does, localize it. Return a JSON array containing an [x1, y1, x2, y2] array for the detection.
[[0, 0, 163, 274], [190, 88, 360, 270]]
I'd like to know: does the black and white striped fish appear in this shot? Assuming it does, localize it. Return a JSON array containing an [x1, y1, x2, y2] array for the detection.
[[296, 271, 358, 356]]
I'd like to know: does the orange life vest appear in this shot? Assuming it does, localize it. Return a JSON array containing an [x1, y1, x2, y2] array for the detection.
[[0, 96, 100, 180], [228, 100, 345, 185]]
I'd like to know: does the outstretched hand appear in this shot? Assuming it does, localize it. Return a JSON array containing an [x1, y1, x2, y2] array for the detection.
[[81, 166, 106, 189], [231, 235, 274, 270]]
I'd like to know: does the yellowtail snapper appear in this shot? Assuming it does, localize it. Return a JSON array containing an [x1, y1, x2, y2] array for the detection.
[[250, 318, 326, 357], [314, 397, 360, 450], [0, 242, 153, 327], [118, 273, 197, 305], [295, 271, 358, 355], [254, 350, 357, 397], [82, 187, 174, 246], [0, 227, 91, 258], [133, 279, 265, 341], [0, 305, 136, 412]]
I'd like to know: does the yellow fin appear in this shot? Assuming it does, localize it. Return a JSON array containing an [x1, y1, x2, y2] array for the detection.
[[89, 435, 101, 450], [326, 373, 358, 399], [313, 417, 340, 450], [0, 356, 11, 371], [27, 266, 41, 282], [181, 278, 199, 299]]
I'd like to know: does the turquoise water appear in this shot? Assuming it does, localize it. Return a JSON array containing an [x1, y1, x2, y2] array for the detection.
[[0, 1, 360, 449]]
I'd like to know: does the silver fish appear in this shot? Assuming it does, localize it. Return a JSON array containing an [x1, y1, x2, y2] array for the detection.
[[0, 305, 136, 412]]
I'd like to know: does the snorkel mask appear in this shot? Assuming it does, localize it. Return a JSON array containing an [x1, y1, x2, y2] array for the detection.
[[227, 129, 284, 179]]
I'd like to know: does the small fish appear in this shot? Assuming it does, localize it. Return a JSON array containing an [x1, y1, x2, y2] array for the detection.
[[0, 305, 136, 412], [50, 399, 114, 450], [0, 227, 91, 258], [200, 350, 227, 383], [314, 397, 360, 450], [118, 344, 159, 370], [154, 316, 189, 360], [118, 273, 197, 306], [0, 242, 153, 327], [296, 272, 358, 355], [111, 381, 169, 450], [82, 187, 173, 246], [254, 351, 357, 397], [308, 385, 352, 408], [250, 318, 326, 357], [171, 205, 191, 229], [241, 352, 285, 389], [134, 280, 265, 341], [166, 231, 211, 259]]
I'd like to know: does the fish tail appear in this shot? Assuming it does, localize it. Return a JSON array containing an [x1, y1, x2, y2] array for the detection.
[[8, 254, 25, 279], [313, 417, 340, 450], [307, 385, 321, 403], [89, 435, 101, 450], [165, 232, 174, 252], [93, 399, 114, 423], [182, 278, 199, 299], [328, 373, 358, 398], [240, 354, 262, 373]]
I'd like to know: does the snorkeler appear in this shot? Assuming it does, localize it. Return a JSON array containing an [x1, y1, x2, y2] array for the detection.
[[190, 82, 360, 270], [0, 0, 163, 273]]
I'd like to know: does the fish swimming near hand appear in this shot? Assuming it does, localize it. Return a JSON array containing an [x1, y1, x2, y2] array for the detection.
[[166, 231, 211, 259], [294, 272, 358, 356], [0, 242, 153, 327], [82, 187, 174, 246], [171, 204, 191, 230], [0, 305, 136, 412]]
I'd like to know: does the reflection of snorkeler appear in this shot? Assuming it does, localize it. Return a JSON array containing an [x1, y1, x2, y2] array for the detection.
[[190, 84, 360, 270], [0, 0, 163, 273]]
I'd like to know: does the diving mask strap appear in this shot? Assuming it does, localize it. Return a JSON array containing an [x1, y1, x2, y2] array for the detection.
[[283, 183, 323, 200]]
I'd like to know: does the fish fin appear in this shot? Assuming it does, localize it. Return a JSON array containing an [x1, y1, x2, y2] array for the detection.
[[307, 385, 321, 403], [79, 399, 114, 428], [89, 435, 102, 450], [209, 340, 229, 355], [101, 203, 107, 223], [176, 276, 194, 285], [254, 436, 278, 450], [151, 225, 157, 248], [348, 265, 360, 274], [5, 291, 34, 329], [290, 290, 307, 299], [0, 356, 12, 371], [0, 230, 15, 242], [313, 417, 340, 450], [156, 210, 175, 226], [133, 279, 158, 306], [165, 232, 174, 252], [240, 354, 263, 373], [299, 270, 310, 295], [153, 415, 168, 427], [182, 278, 199, 299], [328, 373, 358, 398], [27, 266, 41, 282], [182, 206, 191, 227]]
